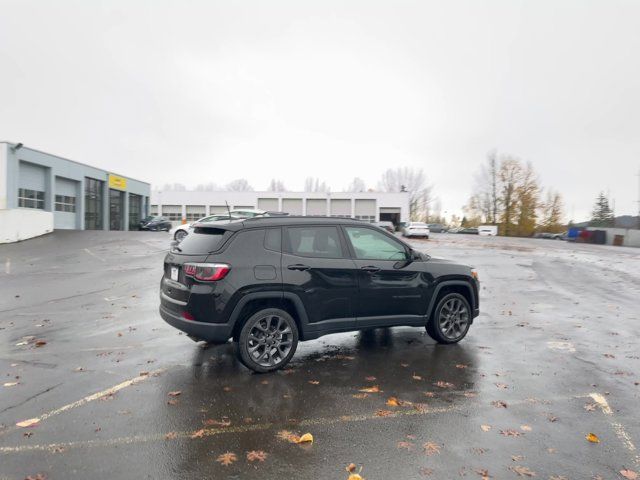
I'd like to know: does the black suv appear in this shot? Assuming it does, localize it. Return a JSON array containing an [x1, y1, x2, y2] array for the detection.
[[159, 217, 479, 372]]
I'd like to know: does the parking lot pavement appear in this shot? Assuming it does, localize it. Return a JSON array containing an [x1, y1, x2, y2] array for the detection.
[[1, 231, 639, 480]]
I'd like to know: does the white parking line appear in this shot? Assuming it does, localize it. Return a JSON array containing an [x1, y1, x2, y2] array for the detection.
[[590, 393, 639, 466], [1, 369, 164, 438]]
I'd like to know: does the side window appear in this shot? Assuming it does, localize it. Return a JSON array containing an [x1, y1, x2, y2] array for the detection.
[[285, 226, 345, 258], [344, 227, 407, 261], [264, 228, 281, 252]]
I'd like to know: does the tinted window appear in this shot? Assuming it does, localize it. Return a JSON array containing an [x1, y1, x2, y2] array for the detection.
[[177, 228, 230, 254], [345, 227, 407, 260], [285, 226, 344, 258], [265, 228, 281, 252]]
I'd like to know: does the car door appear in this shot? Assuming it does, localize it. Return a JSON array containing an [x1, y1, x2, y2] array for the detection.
[[342, 225, 431, 327], [281, 225, 358, 332]]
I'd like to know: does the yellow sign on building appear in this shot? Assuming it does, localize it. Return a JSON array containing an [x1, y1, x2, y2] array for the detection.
[[108, 174, 127, 191]]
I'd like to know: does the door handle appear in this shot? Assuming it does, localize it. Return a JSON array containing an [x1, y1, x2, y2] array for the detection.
[[287, 264, 311, 271], [361, 266, 381, 273]]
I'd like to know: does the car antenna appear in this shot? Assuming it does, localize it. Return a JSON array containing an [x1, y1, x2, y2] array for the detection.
[[225, 200, 231, 221]]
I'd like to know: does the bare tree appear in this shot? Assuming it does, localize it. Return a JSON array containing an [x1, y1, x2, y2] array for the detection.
[[225, 179, 254, 191], [470, 150, 500, 223], [539, 189, 564, 232], [377, 167, 432, 221], [268, 179, 286, 192], [304, 177, 330, 193], [345, 177, 367, 192], [162, 183, 187, 191], [195, 182, 220, 191]]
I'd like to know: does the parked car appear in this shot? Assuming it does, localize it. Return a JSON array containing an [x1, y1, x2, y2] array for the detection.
[[402, 222, 430, 238], [229, 208, 266, 218], [478, 225, 498, 236], [427, 223, 446, 233], [376, 221, 395, 233], [172, 214, 240, 241], [458, 227, 479, 235], [534, 232, 564, 240], [159, 217, 479, 372], [139, 216, 172, 231]]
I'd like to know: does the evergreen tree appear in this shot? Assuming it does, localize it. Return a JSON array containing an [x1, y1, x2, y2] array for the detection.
[[590, 192, 615, 227]]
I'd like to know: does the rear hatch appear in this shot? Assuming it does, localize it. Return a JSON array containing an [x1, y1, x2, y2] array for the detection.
[[161, 226, 234, 312]]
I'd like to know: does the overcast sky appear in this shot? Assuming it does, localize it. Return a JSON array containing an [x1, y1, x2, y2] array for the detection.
[[1, 0, 639, 221]]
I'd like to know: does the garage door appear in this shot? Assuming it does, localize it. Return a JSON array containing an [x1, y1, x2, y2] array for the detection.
[[306, 199, 327, 215], [282, 198, 302, 215], [257, 198, 279, 211], [18, 161, 47, 209], [330, 199, 351, 217], [54, 176, 79, 229], [355, 199, 376, 223], [209, 205, 228, 214], [186, 205, 205, 222]]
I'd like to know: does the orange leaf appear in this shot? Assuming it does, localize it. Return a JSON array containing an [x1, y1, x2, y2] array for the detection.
[[386, 397, 401, 407], [216, 452, 237, 466], [359, 385, 381, 393], [620, 469, 638, 480], [190, 429, 206, 439], [246, 450, 267, 462], [586, 433, 600, 443], [295, 432, 313, 444], [16, 418, 39, 428]]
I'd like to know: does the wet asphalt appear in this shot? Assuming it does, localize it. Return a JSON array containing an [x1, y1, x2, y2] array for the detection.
[[1, 231, 639, 480]]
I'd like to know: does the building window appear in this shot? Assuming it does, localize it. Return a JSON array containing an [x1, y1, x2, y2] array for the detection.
[[164, 212, 182, 221], [55, 195, 76, 212], [330, 214, 352, 218], [85, 177, 104, 230], [150, 205, 158, 216], [18, 188, 45, 209], [355, 215, 376, 223]]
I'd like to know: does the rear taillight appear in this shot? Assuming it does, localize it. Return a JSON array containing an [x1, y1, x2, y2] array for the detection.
[[183, 263, 231, 282]]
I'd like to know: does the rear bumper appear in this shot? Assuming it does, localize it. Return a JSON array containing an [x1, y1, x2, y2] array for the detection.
[[159, 304, 233, 343]]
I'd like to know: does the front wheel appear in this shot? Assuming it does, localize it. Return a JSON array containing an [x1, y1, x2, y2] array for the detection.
[[426, 293, 471, 344], [174, 229, 187, 241], [237, 308, 299, 373]]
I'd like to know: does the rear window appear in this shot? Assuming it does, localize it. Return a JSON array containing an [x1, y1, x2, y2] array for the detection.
[[177, 227, 231, 254]]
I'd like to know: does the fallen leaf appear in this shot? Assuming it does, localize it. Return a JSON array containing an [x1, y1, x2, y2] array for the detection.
[[510, 465, 536, 477], [359, 385, 381, 393], [295, 432, 313, 444], [500, 429, 522, 437], [412, 374, 422, 380], [246, 450, 267, 462], [520, 425, 532, 432], [434, 381, 454, 389], [202, 418, 231, 427], [491, 400, 508, 408], [512, 455, 524, 461], [584, 403, 597, 411], [620, 469, 638, 480], [352, 393, 369, 399], [168, 390, 182, 397], [495, 383, 508, 389], [346, 463, 357, 473], [34, 340, 47, 347], [276, 430, 298, 442], [308, 380, 320, 385], [3, 382, 18, 387], [164, 432, 178, 440], [397, 441, 414, 450], [348, 475, 364, 480], [16, 418, 39, 428], [386, 397, 402, 407], [423, 442, 441, 455], [190, 429, 206, 439], [456, 364, 468, 369], [480, 425, 492, 432], [375, 409, 393, 417], [549, 476, 568, 480], [474, 468, 491, 479], [216, 452, 237, 466], [586, 433, 600, 443]]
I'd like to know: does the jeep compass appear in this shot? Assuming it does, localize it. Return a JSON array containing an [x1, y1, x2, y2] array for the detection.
[[159, 217, 479, 372]]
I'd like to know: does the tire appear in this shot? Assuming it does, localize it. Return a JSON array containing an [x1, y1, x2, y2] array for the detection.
[[174, 229, 187, 241], [426, 293, 471, 344], [237, 308, 299, 373]]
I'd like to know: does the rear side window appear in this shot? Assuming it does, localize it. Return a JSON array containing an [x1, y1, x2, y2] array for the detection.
[[285, 226, 345, 258], [177, 228, 230, 254], [344, 226, 407, 260], [264, 228, 281, 252]]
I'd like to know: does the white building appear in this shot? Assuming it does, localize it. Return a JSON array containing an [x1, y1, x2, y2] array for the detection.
[[150, 190, 410, 226]]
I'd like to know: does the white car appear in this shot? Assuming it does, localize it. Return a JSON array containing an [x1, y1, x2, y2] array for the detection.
[[402, 222, 430, 238], [171, 214, 240, 241]]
